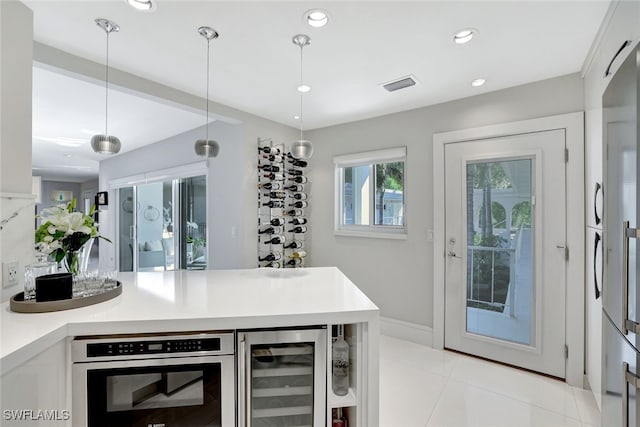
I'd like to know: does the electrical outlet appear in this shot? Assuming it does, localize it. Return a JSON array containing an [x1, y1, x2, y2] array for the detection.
[[3, 261, 19, 288]]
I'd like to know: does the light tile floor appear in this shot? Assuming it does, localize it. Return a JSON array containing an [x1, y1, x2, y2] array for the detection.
[[379, 335, 601, 427]]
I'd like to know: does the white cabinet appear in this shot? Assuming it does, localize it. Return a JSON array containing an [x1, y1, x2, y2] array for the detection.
[[0, 340, 69, 426]]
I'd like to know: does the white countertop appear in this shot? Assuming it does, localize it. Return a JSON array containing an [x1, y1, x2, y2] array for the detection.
[[0, 267, 378, 374]]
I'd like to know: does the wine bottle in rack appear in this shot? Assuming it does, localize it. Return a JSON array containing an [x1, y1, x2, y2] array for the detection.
[[286, 258, 302, 267], [264, 261, 281, 268], [332, 324, 350, 396], [289, 217, 307, 225], [264, 191, 286, 199], [258, 146, 281, 154], [258, 182, 283, 190], [283, 240, 303, 249], [270, 217, 285, 226], [288, 175, 308, 184], [258, 226, 283, 235], [263, 154, 284, 162], [284, 208, 303, 216], [262, 200, 284, 209], [284, 184, 304, 192], [288, 192, 307, 200], [286, 169, 304, 176], [289, 225, 308, 234], [287, 159, 308, 167], [263, 235, 285, 245], [289, 200, 308, 209], [263, 172, 284, 181], [290, 250, 307, 259], [259, 252, 282, 262], [258, 164, 280, 172]]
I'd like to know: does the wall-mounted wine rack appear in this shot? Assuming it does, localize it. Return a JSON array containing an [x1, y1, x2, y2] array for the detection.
[[257, 138, 309, 268]]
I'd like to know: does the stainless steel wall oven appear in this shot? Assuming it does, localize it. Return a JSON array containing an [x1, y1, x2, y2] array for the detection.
[[72, 331, 235, 427]]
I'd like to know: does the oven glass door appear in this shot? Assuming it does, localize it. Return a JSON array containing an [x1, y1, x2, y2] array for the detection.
[[78, 356, 234, 427]]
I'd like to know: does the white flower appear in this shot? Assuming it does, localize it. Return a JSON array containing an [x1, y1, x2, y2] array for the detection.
[[43, 235, 53, 243]]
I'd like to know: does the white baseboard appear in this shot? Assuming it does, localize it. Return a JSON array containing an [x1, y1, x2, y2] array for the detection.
[[380, 316, 433, 347]]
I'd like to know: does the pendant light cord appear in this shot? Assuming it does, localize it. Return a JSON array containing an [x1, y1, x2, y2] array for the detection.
[[105, 29, 110, 136], [205, 37, 210, 143], [299, 44, 304, 141]]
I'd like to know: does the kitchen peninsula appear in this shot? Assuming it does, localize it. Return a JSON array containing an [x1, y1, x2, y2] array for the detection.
[[1, 267, 379, 427]]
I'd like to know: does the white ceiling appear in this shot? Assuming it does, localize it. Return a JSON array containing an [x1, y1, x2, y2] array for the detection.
[[24, 0, 610, 182]]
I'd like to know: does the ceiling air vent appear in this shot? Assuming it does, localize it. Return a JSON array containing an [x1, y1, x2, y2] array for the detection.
[[381, 75, 418, 92]]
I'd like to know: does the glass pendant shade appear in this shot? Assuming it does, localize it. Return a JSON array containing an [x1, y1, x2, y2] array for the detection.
[[290, 139, 313, 160], [194, 139, 220, 157], [91, 134, 121, 154]]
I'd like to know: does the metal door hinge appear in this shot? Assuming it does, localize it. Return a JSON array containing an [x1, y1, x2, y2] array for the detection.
[[564, 148, 569, 163], [565, 246, 569, 261], [565, 345, 569, 359]]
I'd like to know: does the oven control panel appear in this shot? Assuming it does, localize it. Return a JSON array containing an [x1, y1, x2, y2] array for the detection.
[[86, 337, 221, 357]]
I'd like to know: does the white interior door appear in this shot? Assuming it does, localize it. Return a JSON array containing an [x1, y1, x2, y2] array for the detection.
[[444, 129, 567, 378]]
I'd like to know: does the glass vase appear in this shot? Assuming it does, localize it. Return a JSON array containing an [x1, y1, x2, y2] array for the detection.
[[63, 238, 94, 276]]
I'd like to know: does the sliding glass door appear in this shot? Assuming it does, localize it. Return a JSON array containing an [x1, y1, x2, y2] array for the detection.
[[117, 175, 207, 272]]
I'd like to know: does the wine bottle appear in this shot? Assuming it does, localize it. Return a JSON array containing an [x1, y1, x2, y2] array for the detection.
[[259, 252, 282, 262], [288, 192, 307, 200], [263, 235, 285, 245], [258, 164, 280, 172], [290, 250, 307, 259], [265, 191, 286, 199], [289, 225, 308, 233], [286, 169, 304, 176], [284, 184, 304, 192], [264, 261, 281, 268], [262, 200, 284, 209], [283, 240, 303, 249], [289, 201, 308, 209], [263, 154, 284, 162], [289, 176, 308, 184], [286, 258, 302, 267], [258, 225, 282, 235], [289, 217, 307, 225], [263, 172, 284, 181], [284, 209, 303, 216], [288, 159, 308, 167], [258, 181, 283, 190], [258, 146, 280, 155], [270, 217, 285, 226], [332, 325, 349, 396]]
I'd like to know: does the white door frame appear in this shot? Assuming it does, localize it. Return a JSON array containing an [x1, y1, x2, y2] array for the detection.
[[433, 112, 585, 386]]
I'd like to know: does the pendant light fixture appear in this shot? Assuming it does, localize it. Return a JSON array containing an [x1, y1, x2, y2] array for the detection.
[[291, 34, 314, 160], [194, 26, 220, 158], [91, 18, 122, 155]]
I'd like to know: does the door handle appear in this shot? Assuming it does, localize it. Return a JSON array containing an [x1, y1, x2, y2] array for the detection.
[[605, 40, 632, 77], [238, 334, 248, 427], [594, 182, 602, 225], [623, 221, 640, 334], [594, 232, 601, 300], [447, 251, 462, 259], [623, 362, 640, 426]]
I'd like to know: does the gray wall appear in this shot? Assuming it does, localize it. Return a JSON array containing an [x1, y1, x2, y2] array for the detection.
[[306, 73, 584, 328], [38, 180, 81, 212], [99, 120, 246, 270]]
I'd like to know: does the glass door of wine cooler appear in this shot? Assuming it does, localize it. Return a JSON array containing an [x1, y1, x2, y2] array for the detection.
[[238, 329, 327, 427]]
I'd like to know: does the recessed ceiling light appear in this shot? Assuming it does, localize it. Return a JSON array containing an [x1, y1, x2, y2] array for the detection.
[[126, 0, 156, 12], [305, 9, 329, 28], [453, 28, 478, 44], [297, 84, 311, 93], [471, 78, 486, 87], [294, 115, 300, 120]]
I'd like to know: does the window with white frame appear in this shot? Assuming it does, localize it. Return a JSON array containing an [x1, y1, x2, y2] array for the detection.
[[334, 147, 406, 237]]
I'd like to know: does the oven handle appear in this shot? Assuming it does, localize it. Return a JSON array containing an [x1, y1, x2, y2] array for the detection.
[[238, 333, 248, 427]]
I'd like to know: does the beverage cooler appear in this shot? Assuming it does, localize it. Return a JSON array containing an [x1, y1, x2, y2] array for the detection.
[[237, 328, 327, 427]]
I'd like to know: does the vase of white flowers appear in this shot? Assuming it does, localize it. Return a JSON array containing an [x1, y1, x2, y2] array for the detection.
[[35, 198, 110, 275]]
